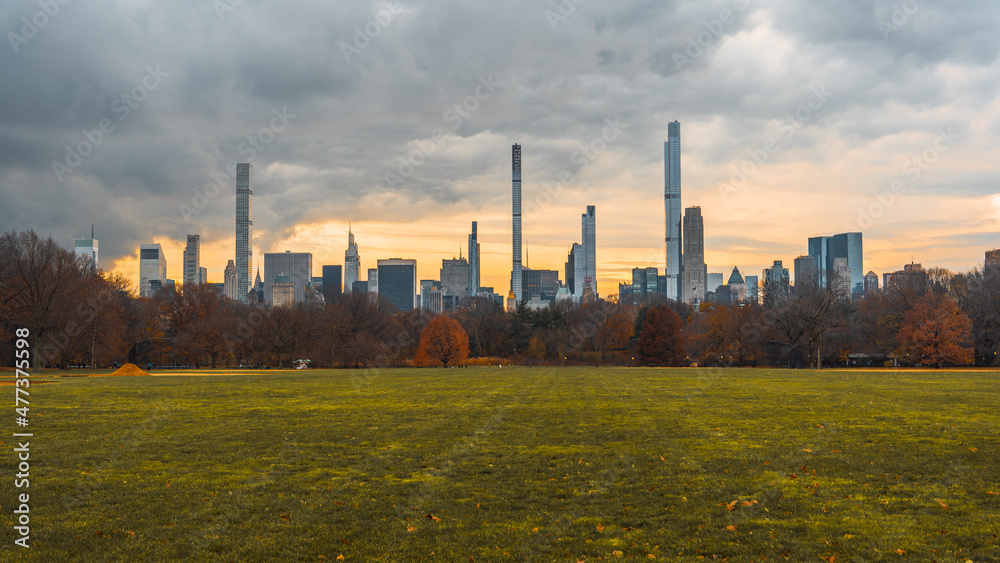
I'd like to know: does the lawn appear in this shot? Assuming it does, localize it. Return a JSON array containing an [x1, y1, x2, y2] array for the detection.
[[2, 367, 998, 561]]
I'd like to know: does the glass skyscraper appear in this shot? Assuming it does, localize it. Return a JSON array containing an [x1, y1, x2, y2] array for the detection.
[[378, 259, 417, 312], [807, 232, 863, 298], [664, 121, 682, 300], [511, 144, 522, 304], [235, 163, 253, 303]]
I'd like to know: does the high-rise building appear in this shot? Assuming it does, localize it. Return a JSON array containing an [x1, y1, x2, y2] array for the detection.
[[235, 163, 253, 302], [763, 260, 790, 303], [224, 260, 237, 300], [664, 121, 683, 300], [631, 267, 659, 303], [864, 270, 879, 296], [808, 232, 863, 298], [986, 249, 1000, 267], [344, 226, 360, 293], [571, 242, 586, 302], [322, 265, 342, 304], [74, 227, 98, 273], [521, 268, 560, 304], [832, 257, 851, 298], [367, 268, 378, 294], [263, 251, 313, 305], [707, 272, 724, 294], [468, 222, 480, 296], [794, 255, 817, 288], [745, 275, 759, 305], [139, 243, 167, 298], [441, 258, 469, 298], [378, 259, 417, 312], [271, 275, 294, 307], [199, 267, 207, 285], [564, 248, 576, 298], [511, 144, 522, 303], [584, 205, 596, 298], [681, 206, 706, 305], [728, 267, 746, 303], [183, 234, 201, 286]]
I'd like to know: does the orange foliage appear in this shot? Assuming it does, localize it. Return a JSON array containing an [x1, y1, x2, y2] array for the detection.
[[414, 315, 470, 367], [897, 293, 973, 367]]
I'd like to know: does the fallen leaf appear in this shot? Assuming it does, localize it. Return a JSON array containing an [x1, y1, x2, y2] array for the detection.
[[936, 499, 948, 509], [336, 556, 345, 561], [987, 491, 999, 496], [803, 449, 812, 453], [726, 525, 737, 531], [789, 473, 798, 480], [725, 500, 737, 511], [969, 447, 979, 452], [596, 523, 604, 532], [896, 549, 906, 555], [740, 500, 757, 507], [406, 525, 416, 532]]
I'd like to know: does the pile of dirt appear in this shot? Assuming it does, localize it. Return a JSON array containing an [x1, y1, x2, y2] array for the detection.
[[109, 363, 150, 376]]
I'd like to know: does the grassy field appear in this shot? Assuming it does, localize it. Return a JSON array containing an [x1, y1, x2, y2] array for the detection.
[[1, 367, 998, 561]]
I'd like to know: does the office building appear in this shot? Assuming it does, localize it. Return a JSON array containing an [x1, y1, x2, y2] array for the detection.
[[236, 163, 253, 303], [322, 265, 342, 304], [263, 251, 313, 305], [344, 226, 360, 292], [681, 206, 706, 305], [378, 259, 417, 312], [987, 249, 1000, 267], [139, 243, 167, 298], [794, 255, 817, 288], [441, 258, 469, 298], [664, 120, 683, 300], [707, 272, 724, 294], [367, 268, 378, 294], [183, 234, 201, 286], [763, 260, 790, 302], [272, 275, 294, 307], [745, 275, 759, 305], [864, 271, 879, 296], [832, 257, 851, 298], [522, 268, 561, 304], [631, 267, 659, 303], [74, 228, 98, 273], [511, 144, 523, 304], [468, 222, 480, 296], [807, 232, 863, 298], [728, 267, 746, 303], [224, 260, 237, 300], [199, 267, 207, 285], [352, 280, 368, 294]]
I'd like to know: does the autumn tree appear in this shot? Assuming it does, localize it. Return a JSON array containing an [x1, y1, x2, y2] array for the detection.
[[897, 292, 974, 367], [636, 305, 687, 367], [415, 315, 469, 367]]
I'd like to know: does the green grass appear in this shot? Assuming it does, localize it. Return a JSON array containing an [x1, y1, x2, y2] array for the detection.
[[2, 367, 999, 561]]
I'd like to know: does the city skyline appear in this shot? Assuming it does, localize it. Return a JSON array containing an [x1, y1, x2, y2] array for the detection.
[[3, 2, 998, 298]]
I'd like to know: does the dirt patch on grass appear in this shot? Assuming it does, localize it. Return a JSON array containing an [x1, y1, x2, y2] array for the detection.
[[108, 363, 151, 376]]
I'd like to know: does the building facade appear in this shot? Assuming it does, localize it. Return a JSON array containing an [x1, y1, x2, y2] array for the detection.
[[224, 260, 237, 300], [794, 255, 817, 288], [139, 243, 167, 298], [664, 121, 683, 300], [235, 163, 253, 302], [681, 206, 706, 305], [441, 258, 469, 298], [183, 234, 201, 286], [74, 232, 98, 273], [344, 227, 360, 293], [807, 232, 863, 298], [263, 251, 313, 305], [511, 144, 522, 304], [468, 221, 480, 296], [378, 259, 417, 312], [322, 265, 342, 304]]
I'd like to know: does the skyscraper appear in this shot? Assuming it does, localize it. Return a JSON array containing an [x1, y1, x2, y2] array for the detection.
[[763, 260, 790, 304], [139, 243, 167, 298], [378, 258, 417, 312], [584, 205, 596, 298], [183, 234, 201, 286], [74, 227, 98, 273], [511, 144, 522, 303], [571, 242, 585, 301], [745, 275, 759, 305], [468, 221, 480, 296], [367, 268, 378, 294], [263, 251, 313, 305], [235, 163, 253, 302], [441, 258, 469, 298], [794, 255, 817, 288], [681, 206, 706, 305], [322, 265, 342, 304], [224, 260, 237, 300], [807, 232, 863, 298], [344, 226, 360, 292], [664, 121, 682, 300]]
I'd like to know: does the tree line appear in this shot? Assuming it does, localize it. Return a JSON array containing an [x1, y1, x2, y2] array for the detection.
[[2, 230, 997, 370]]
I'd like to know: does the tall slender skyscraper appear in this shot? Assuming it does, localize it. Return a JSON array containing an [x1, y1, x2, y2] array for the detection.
[[235, 163, 253, 302], [664, 121, 682, 300], [681, 206, 706, 305], [183, 234, 201, 286], [74, 226, 98, 273], [344, 226, 360, 292], [583, 205, 596, 298], [468, 221, 480, 296], [511, 144, 522, 303]]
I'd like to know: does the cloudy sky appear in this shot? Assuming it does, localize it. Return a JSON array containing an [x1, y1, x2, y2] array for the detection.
[[2, 0, 999, 297]]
